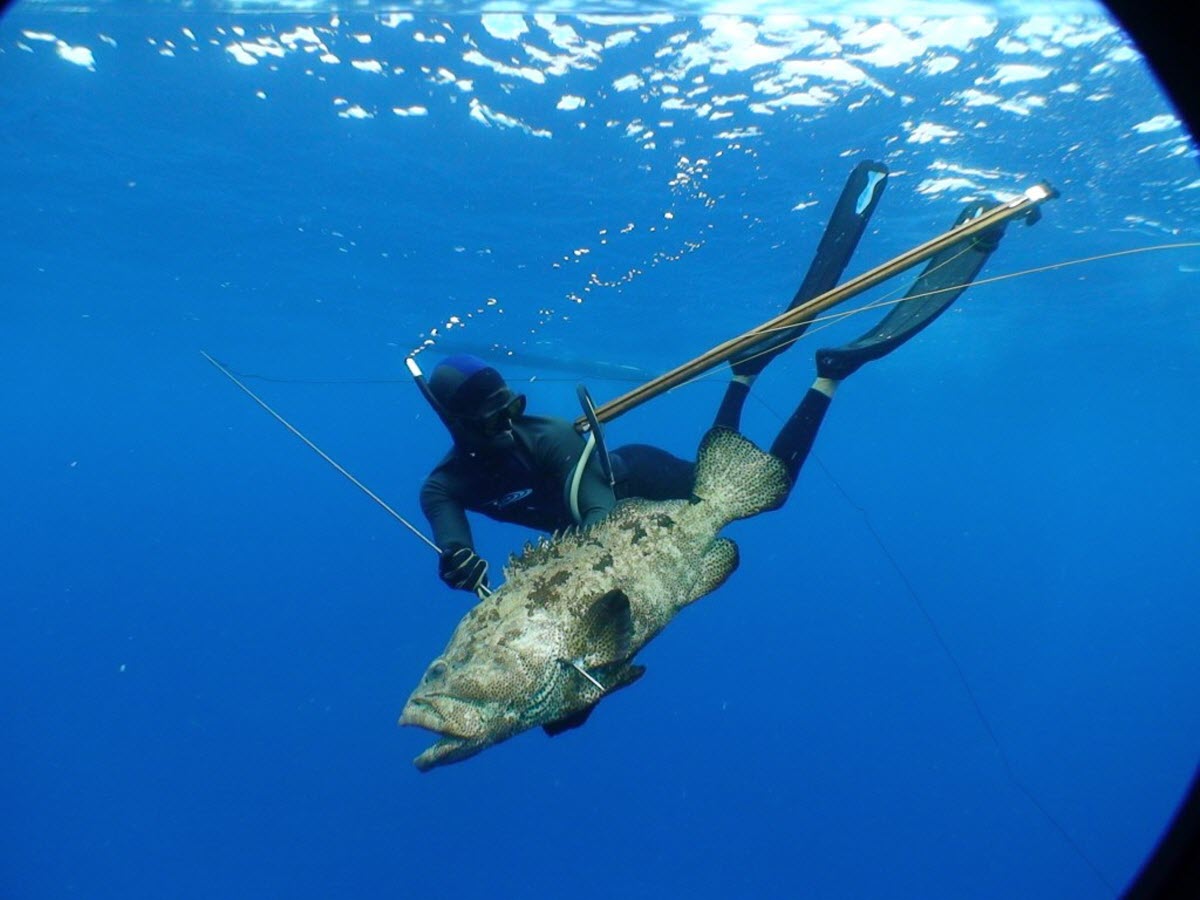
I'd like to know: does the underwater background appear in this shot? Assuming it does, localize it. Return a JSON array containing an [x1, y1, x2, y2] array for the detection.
[[4, 2, 1198, 897]]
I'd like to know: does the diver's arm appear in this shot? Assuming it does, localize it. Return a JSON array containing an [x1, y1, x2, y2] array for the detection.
[[421, 475, 490, 594], [419, 475, 475, 554]]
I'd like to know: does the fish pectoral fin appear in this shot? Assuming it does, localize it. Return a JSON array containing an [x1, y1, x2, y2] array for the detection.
[[576, 588, 635, 665], [543, 703, 597, 737], [543, 662, 647, 738], [605, 662, 646, 690]]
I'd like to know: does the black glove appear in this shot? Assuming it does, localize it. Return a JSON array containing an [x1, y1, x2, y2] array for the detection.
[[438, 544, 489, 594]]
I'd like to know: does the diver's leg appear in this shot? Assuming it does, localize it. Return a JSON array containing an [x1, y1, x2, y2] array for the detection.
[[714, 161, 888, 431], [770, 203, 1007, 493], [769, 379, 836, 483], [712, 379, 752, 431], [609, 444, 695, 500]]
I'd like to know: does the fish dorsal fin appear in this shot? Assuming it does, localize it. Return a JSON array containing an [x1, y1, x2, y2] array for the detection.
[[502, 528, 586, 581], [578, 589, 634, 666]]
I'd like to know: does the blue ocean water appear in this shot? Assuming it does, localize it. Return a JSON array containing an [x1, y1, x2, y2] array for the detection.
[[3, 4, 1198, 898]]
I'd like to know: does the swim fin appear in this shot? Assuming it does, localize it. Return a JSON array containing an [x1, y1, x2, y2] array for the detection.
[[815, 203, 1006, 381], [731, 160, 890, 378]]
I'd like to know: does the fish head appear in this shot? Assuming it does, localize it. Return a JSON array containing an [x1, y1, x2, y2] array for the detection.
[[400, 588, 642, 771], [400, 640, 545, 772]]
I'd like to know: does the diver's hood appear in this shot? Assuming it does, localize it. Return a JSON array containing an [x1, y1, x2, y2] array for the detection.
[[414, 354, 524, 450]]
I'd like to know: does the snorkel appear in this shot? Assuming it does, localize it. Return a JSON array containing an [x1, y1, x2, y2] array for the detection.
[[406, 356, 455, 431], [407, 355, 525, 454]]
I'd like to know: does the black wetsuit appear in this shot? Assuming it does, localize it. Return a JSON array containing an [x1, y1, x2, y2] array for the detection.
[[421, 169, 1004, 571], [420, 414, 695, 552]]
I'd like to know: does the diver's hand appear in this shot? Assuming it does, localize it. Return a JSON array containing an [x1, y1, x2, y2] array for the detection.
[[439, 544, 489, 594]]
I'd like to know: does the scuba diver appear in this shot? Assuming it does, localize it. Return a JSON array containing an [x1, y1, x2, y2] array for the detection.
[[417, 162, 1009, 595]]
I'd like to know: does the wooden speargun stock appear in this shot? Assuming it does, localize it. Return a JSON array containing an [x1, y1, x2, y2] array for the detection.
[[576, 182, 1058, 430]]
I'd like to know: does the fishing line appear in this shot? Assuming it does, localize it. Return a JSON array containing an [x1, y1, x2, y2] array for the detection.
[[673, 239, 1200, 389], [205, 238, 1198, 659], [204, 236, 1190, 883], [751, 387, 1119, 897], [203, 242, 1200, 392], [217, 373, 411, 386], [219, 367, 647, 387], [737, 240, 1200, 353]]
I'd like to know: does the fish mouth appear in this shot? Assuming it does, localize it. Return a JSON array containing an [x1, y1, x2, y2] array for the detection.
[[411, 735, 489, 772], [399, 697, 489, 773], [399, 697, 452, 733], [399, 695, 484, 737]]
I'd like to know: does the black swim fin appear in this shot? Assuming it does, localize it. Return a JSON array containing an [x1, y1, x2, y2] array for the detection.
[[731, 160, 890, 378], [815, 203, 1007, 381]]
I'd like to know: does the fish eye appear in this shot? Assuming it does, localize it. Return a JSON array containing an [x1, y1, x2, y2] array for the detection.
[[425, 660, 448, 682]]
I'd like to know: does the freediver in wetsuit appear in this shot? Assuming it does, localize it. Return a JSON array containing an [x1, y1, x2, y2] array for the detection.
[[419, 162, 1008, 595]]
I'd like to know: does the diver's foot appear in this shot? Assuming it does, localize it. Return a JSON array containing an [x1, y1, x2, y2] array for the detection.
[[815, 346, 870, 381], [813, 305, 932, 380], [812, 202, 1007, 382]]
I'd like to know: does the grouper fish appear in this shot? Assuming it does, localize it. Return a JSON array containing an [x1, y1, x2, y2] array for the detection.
[[399, 427, 791, 772]]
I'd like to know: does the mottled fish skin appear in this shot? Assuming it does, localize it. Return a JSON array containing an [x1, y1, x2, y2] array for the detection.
[[400, 427, 790, 771]]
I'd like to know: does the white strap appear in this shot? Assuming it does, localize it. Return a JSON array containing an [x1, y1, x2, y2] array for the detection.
[[567, 430, 598, 526]]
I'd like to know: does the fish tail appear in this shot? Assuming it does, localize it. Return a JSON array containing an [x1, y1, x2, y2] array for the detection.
[[692, 427, 790, 522]]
